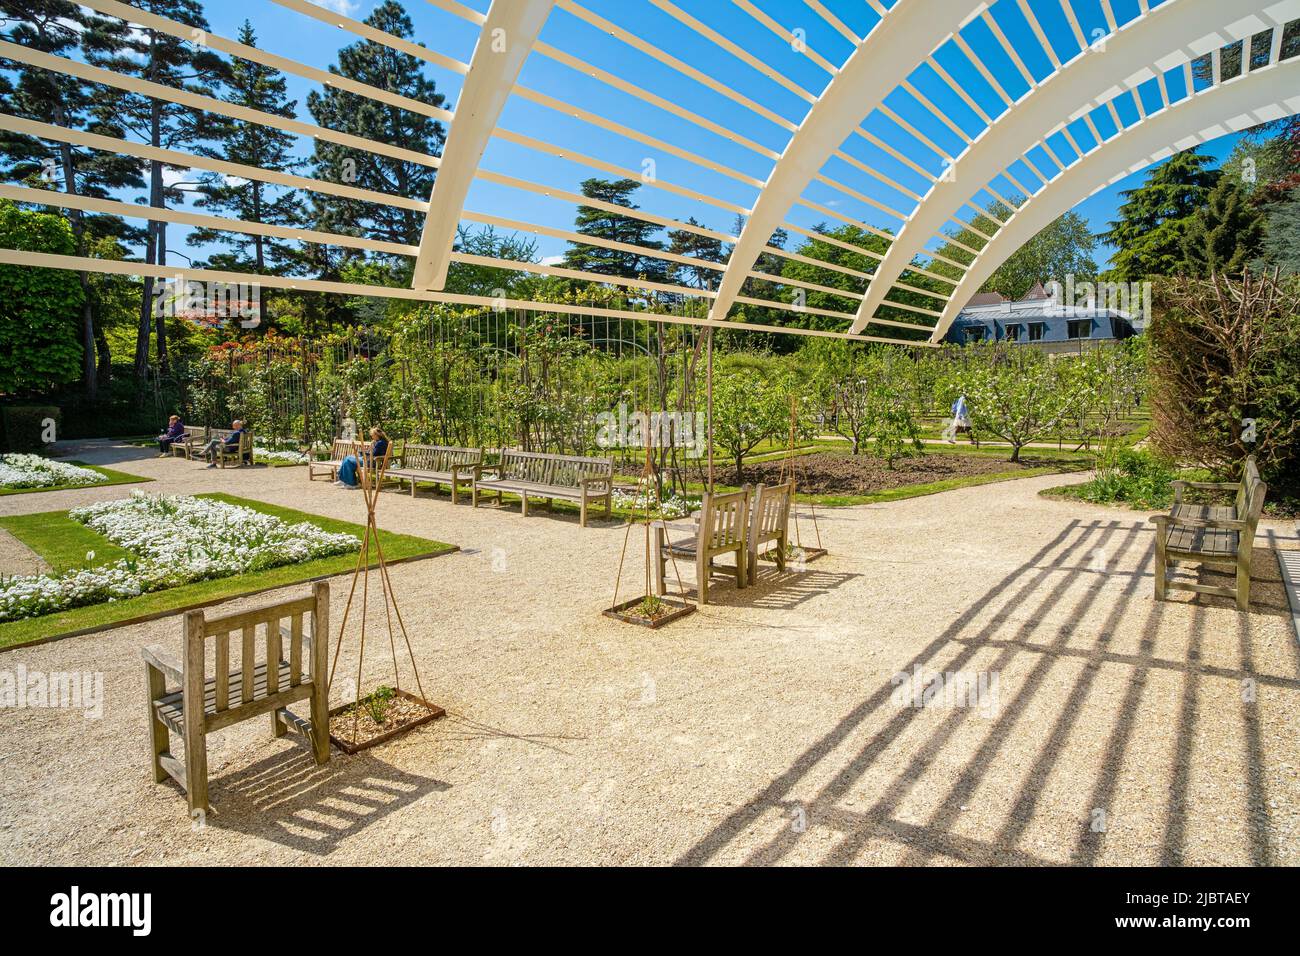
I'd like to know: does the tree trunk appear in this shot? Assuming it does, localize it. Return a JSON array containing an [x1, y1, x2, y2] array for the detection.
[[54, 124, 96, 399]]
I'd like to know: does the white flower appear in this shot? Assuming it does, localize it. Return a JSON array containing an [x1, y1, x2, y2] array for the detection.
[[0, 493, 360, 623], [0, 454, 107, 489]]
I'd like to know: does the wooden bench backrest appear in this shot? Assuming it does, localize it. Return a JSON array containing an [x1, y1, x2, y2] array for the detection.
[[402, 444, 482, 472], [750, 481, 792, 545], [181, 425, 207, 441], [330, 438, 357, 460], [1241, 457, 1267, 538], [498, 449, 612, 488], [183, 582, 327, 729], [211, 428, 253, 452], [700, 488, 749, 552]]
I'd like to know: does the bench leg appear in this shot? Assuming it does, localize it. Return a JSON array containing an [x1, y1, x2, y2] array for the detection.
[[1237, 562, 1251, 612], [272, 708, 287, 738], [604, 493, 611, 519], [697, 551, 709, 605], [450, 477, 458, 505], [1153, 534, 1167, 602], [580, 496, 588, 527], [183, 727, 208, 817], [521, 494, 528, 517], [144, 664, 168, 784], [472, 483, 480, 508], [410, 478, 417, 498], [735, 546, 746, 591]]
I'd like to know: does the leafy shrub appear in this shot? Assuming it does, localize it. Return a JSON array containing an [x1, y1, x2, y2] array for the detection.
[[1073, 448, 1179, 509], [0, 406, 59, 452]]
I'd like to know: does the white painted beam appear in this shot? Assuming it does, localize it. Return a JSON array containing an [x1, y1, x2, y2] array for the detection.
[[929, 57, 1300, 342], [412, 0, 555, 291], [850, 0, 1299, 333], [707, 0, 986, 324]]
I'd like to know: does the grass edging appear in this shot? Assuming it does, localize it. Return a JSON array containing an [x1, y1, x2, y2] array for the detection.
[[0, 461, 152, 497], [0, 492, 456, 651]]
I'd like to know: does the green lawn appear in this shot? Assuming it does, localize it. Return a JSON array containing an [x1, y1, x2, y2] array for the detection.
[[0, 492, 456, 650], [0, 461, 151, 497]]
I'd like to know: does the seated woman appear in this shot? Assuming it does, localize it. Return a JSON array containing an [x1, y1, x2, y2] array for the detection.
[[157, 415, 186, 456], [335, 427, 390, 489]]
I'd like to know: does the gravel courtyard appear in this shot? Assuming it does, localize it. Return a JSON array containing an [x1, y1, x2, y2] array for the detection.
[[1, 441, 1297, 866]]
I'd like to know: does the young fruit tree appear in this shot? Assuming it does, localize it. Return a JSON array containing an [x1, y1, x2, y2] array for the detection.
[[813, 341, 922, 466], [710, 369, 794, 483], [945, 343, 1076, 462]]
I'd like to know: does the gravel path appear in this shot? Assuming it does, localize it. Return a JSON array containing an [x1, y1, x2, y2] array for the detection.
[[0, 441, 1296, 866]]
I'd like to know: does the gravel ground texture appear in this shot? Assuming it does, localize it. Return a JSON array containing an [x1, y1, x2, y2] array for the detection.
[[0, 440, 1297, 866]]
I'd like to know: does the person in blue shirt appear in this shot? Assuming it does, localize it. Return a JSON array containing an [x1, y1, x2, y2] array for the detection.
[[336, 427, 390, 488], [199, 420, 248, 468]]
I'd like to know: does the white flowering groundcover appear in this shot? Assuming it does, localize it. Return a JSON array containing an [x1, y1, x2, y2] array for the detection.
[[0, 492, 359, 623], [612, 489, 699, 520], [0, 454, 107, 490]]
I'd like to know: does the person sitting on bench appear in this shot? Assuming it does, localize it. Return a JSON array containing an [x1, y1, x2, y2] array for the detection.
[[157, 415, 186, 457], [199, 420, 247, 469], [336, 427, 389, 488]]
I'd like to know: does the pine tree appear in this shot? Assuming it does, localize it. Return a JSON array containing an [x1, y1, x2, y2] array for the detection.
[[111, 0, 227, 380], [1179, 175, 1265, 276], [0, 0, 142, 396], [307, 0, 446, 275], [188, 21, 304, 330], [1101, 149, 1218, 282], [666, 218, 724, 290], [561, 178, 665, 281]]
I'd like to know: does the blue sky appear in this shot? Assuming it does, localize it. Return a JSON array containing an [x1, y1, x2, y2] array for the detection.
[[105, 0, 1254, 274]]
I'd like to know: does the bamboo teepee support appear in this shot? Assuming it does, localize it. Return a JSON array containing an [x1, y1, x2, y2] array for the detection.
[[326, 439, 439, 746]]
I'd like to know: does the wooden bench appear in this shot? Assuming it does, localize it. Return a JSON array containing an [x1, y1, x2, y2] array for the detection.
[[308, 438, 360, 481], [747, 481, 793, 585], [387, 444, 482, 503], [209, 428, 254, 467], [168, 425, 208, 459], [1150, 455, 1268, 611], [142, 583, 330, 817], [656, 487, 749, 604], [473, 449, 613, 527]]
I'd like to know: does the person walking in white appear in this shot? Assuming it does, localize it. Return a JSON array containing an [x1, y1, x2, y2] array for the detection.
[[943, 394, 971, 443]]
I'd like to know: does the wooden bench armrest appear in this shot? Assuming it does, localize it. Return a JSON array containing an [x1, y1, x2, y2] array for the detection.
[[452, 463, 482, 479], [1150, 513, 1246, 532], [579, 475, 612, 490], [141, 644, 183, 684]]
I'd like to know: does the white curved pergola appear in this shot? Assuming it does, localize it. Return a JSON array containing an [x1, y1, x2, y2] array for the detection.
[[933, 55, 1300, 337], [849, 0, 1294, 334], [705, 0, 986, 324], [1, 0, 1298, 345]]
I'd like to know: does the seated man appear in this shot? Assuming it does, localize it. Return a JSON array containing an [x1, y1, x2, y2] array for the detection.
[[198, 419, 248, 469], [157, 414, 186, 457]]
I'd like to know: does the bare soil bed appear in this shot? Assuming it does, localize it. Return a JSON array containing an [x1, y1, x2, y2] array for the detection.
[[739, 452, 1037, 496]]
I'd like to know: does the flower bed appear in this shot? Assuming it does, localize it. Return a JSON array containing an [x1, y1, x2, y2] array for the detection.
[[0, 454, 107, 489], [612, 489, 698, 519], [254, 446, 311, 465], [0, 492, 359, 623]]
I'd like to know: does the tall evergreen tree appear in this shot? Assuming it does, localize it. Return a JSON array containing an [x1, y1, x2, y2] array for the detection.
[[307, 0, 446, 276], [189, 21, 304, 329], [666, 217, 724, 290], [1179, 175, 1265, 276], [111, 0, 226, 380], [0, 0, 142, 396], [1101, 149, 1218, 282], [562, 178, 666, 281]]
